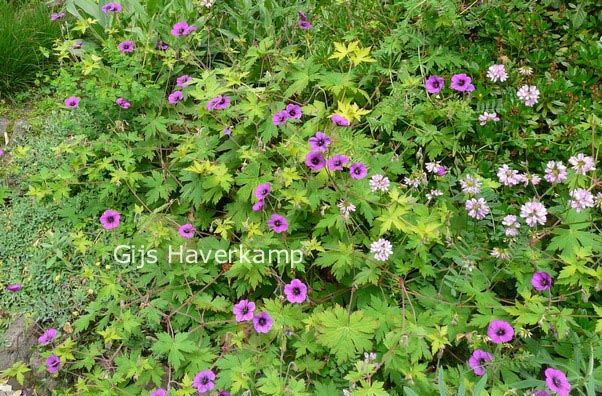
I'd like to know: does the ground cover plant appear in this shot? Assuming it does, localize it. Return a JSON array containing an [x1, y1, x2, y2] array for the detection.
[[1, 0, 602, 395]]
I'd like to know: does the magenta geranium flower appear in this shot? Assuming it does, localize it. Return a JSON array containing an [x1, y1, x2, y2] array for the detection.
[[450, 73, 475, 92], [252, 200, 264, 211], [233, 299, 255, 322], [331, 114, 350, 126], [272, 110, 289, 125], [0, 148, 4, 157], [425, 75, 444, 94], [534, 391, 551, 396], [327, 154, 349, 171], [168, 91, 183, 104], [150, 388, 166, 396], [178, 223, 195, 238], [6, 284, 22, 292], [223, 128, 232, 136], [253, 311, 273, 333], [100, 209, 120, 230], [297, 20, 312, 29], [115, 98, 130, 109], [207, 95, 230, 110], [51, 12, 65, 21], [176, 74, 193, 88], [118, 40, 134, 53], [193, 370, 216, 393], [306, 151, 326, 171], [254, 183, 271, 200], [156, 39, 169, 50], [531, 271, 552, 291], [46, 355, 61, 373], [73, 40, 83, 49], [308, 131, 331, 152], [267, 214, 288, 233], [285, 103, 302, 119], [468, 349, 492, 376], [284, 279, 307, 304], [64, 96, 80, 108], [101, 3, 122, 12], [349, 162, 368, 179], [545, 368, 571, 396], [487, 320, 514, 344], [171, 22, 197, 36], [38, 328, 58, 345]]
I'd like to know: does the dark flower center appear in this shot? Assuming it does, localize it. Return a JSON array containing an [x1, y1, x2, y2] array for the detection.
[[317, 139, 324, 146], [106, 216, 114, 223], [293, 287, 300, 295], [354, 168, 361, 174], [496, 329, 505, 336], [201, 378, 209, 384], [218, 97, 226, 104], [432, 81, 440, 88], [457, 79, 465, 86], [242, 307, 248, 314], [540, 278, 548, 285], [178, 28, 185, 34], [258, 318, 266, 325], [262, 189, 268, 195], [274, 220, 281, 226], [311, 158, 320, 165], [334, 160, 341, 166], [553, 377, 561, 387]]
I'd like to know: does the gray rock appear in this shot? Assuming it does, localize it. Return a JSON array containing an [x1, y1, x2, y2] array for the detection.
[[0, 118, 8, 145], [0, 316, 37, 371]]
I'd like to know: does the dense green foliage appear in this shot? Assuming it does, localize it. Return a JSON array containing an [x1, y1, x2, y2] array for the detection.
[[0, 0, 60, 99], [1, 0, 602, 395]]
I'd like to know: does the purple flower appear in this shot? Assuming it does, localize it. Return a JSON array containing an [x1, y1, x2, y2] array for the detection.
[[38, 328, 58, 345], [100, 209, 120, 230], [171, 22, 197, 36], [101, 3, 122, 12], [178, 223, 195, 238], [6, 284, 22, 292], [207, 95, 230, 110], [0, 148, 3, 157], [252, 200, 264, 212], [286, 103, 302, 119], [297, 21, 312, 29], [233, 299, 255, 322], [450, 73, 475, 92], [150, 388, 166, 396], [468, 349, 493, 376], [272, 110, 289, 125], [487, 320, 514, 344], [436, 165, 447, 176], [298, 11, 308, 21], [349, 162, 368, 179], [253, 311, 274, 333], [267, 214, 288, 233], [218, 391, 231, 396], [115, 98, 130, 109], [156, 39, 169, 50], [168, 91, 183, 105], [64, 96, 80, 108], [223, 128, 232, 136], [284, 279, 307, 304], [308, 131, 331, 152], [327, 154, 349, 171], [255, 183, 271, 200], [531, 271, 552, 291], [534, 391, 551, 396], [331, 114, 350, 126], [544, 368, 571, 396], [176, 75, 193, 88], [425, 75, 444, 94], [118, 40, 135, 53], [465, 198, 490, 220], [305, 151, 326, 171], [46, 355, 61, 373], [50, 12, 65, 21], [73, 40, 83, 49], [193, 370, 216, 393]]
